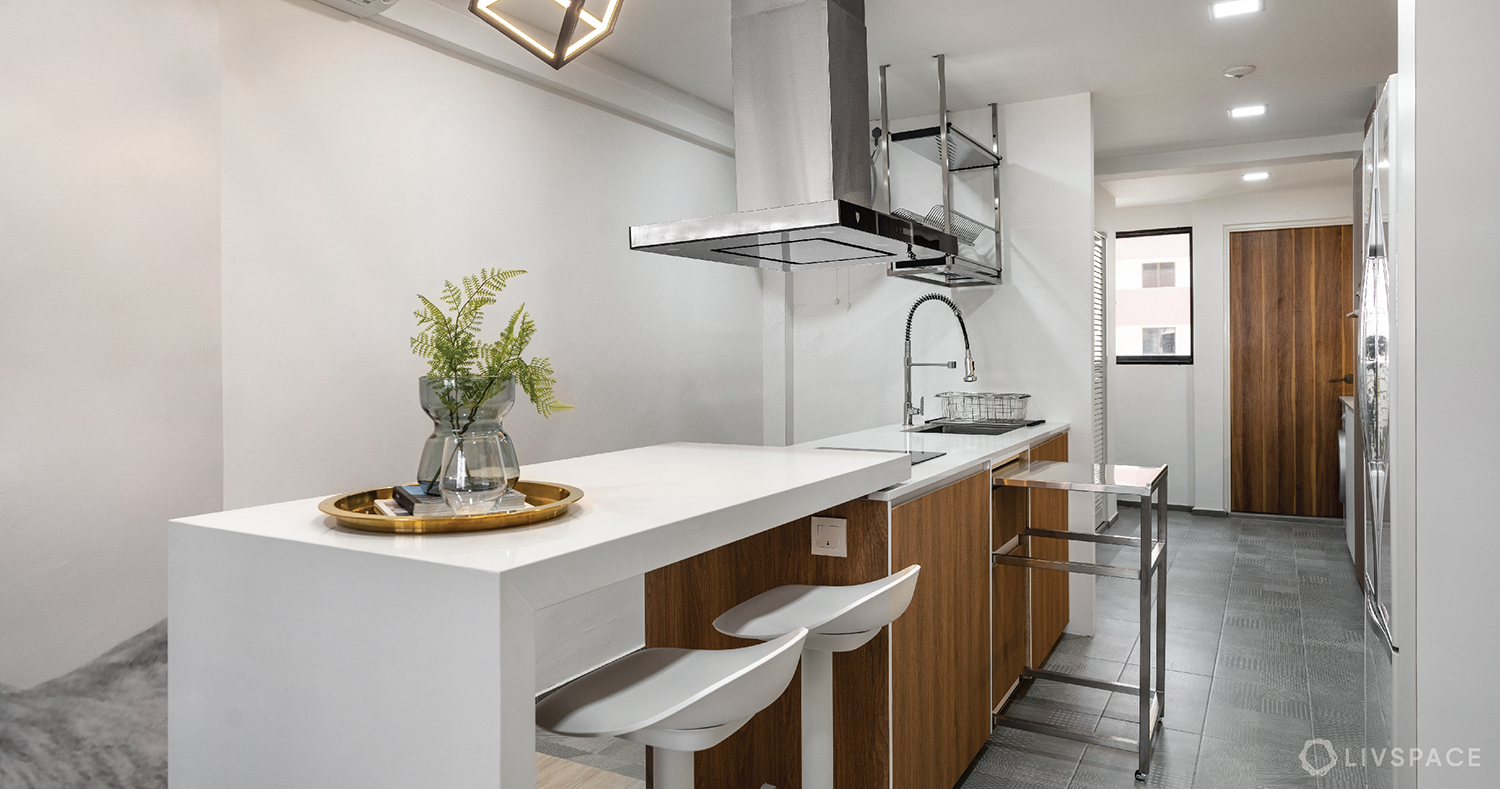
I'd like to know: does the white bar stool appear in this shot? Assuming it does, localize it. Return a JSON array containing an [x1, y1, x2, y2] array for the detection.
[[535, 627, 808, 789], [712, 565, 922, 789]]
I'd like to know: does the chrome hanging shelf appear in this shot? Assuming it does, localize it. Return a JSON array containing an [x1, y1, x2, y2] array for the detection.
[[878, 55, 1005, 287], [890, 122, 1002, 171]]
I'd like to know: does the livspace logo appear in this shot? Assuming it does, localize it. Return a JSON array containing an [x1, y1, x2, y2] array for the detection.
[[1299, 739, 1482, 776]]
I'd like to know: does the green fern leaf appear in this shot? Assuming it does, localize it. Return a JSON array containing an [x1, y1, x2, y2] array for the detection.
[[411, 268, 568, 419]]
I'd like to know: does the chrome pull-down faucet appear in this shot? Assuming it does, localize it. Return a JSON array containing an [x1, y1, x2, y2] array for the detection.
[[903, 294, 978, 426]]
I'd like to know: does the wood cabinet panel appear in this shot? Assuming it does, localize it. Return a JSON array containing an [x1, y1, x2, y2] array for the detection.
[[991, 458, 1026, 549], [644, 499, 890, 789], [992, 485, 1026, 709], [890, 471, 991, 789], [1029, 434, 1070, 667]]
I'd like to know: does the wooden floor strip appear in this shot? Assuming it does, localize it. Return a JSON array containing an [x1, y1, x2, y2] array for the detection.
[[536, 753, 644, 789]]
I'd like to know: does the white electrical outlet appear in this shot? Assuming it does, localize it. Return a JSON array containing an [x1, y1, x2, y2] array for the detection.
[[810, 517, 847, 558]]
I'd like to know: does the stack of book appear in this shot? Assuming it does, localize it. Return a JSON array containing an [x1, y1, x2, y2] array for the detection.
[[392, 484, 449, 516]]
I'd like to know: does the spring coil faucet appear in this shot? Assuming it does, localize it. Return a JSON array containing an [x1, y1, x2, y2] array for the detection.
[[904, 294, 978, 426]]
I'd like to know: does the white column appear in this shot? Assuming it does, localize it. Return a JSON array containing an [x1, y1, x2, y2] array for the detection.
[[801, 648, 835, 789], [168, 524, 507, 788], [653, 747, 694, 789], [762, 269, 795, 447], [500, 578, 539, 788]]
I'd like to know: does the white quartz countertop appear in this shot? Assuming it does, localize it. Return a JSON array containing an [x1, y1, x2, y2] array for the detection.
[[799, 421, 1071, 505], [173, 442, 909, 608]]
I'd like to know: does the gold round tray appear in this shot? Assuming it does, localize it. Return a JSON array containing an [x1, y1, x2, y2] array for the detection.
[[318, 481, 583, 534]]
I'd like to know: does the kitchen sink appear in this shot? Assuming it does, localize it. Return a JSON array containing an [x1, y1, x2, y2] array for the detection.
[[904, 420, 1043, 436]]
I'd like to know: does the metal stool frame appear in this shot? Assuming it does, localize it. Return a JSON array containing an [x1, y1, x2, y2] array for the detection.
[[990, 461, 1168, 781]]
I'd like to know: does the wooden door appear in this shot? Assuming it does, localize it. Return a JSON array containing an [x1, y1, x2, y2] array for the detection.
[[890, 471, 990, 789], [1230, 225, 1354, 517]]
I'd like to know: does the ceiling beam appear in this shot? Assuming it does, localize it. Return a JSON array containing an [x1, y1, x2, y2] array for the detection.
[[368, 0, 736, 155], [1096, 133, 1363, 180]]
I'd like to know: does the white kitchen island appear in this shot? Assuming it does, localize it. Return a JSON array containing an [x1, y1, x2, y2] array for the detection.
[[167, 443, 909, 789]]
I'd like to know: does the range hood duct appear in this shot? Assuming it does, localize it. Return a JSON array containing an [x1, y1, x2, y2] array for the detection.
[[628, 0, 957, 270]]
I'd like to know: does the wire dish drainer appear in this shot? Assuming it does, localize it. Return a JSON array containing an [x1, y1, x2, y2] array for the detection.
[[937, 392, 1030, 422]]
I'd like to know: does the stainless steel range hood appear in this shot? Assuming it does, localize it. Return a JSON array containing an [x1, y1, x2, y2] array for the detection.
[[628, 0, 958, 270]]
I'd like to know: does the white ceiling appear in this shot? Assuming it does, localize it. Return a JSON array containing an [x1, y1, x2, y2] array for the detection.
[[1100, 157, 1356, 208], [526, 0, 1395, 161]]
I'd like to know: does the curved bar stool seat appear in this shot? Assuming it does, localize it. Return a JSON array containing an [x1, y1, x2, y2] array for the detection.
[[714, 564, 922, 651], [535, 628, 808, 789], [712, 565, 921, 789]]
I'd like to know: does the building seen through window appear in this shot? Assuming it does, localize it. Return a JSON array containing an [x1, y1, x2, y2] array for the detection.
[[1141, 261, 1175, 289], [1115, 228, 1193, 364], [1142, 326, 1177, 355]]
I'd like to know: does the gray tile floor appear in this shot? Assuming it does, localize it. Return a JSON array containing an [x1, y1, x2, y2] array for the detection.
[[538, 510, 1369, 789], [967, 508, 1368, 789]]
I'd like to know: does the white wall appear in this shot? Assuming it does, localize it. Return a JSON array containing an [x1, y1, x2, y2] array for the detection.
[[781, 104, 1001, 441], [1109, 183, 1353, 511], [0, 0, 222, 689], [219, 0, 756, 692], [790, 97, 1095, 454], [788, 93, 1099, 632], [220, 0, 758, 510], [1405, 0, 1500, 783]]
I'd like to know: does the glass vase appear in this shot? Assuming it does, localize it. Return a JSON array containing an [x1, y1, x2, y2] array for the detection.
[[417, 376, 521, 495], [440, 434, 514, 515]]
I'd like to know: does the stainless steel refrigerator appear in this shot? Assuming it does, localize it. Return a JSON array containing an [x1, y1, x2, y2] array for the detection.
[[1357, 74, 1400, 789]]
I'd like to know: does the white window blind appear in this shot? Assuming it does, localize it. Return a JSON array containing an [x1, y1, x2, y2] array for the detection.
[[1092, 229, 1109, 529]]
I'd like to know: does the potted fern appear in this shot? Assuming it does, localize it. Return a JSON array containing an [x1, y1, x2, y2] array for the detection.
[[411, 268, 570, 506]]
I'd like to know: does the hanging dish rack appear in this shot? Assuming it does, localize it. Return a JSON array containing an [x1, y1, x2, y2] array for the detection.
[[877, 55, 1004, 288]]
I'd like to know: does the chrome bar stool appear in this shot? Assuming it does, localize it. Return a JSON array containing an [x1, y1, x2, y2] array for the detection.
[[535, 628, 808, 789], [712, 565, 921, 789]]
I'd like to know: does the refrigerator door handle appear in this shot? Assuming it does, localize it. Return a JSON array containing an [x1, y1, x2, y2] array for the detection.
[[1368, 592, 1398, 655], [1338, 428, 1346, 504]]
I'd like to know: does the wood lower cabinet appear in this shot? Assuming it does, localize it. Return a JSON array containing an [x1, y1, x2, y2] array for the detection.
[[991, 477, 1026, 707], [1028, 434, 1070, 667], [890, 471, 992, 789], [643, 470, 991, 789], [993, 433, 1071, 710], [644, 498, 892, 789], [643, 443, 1063, 789]]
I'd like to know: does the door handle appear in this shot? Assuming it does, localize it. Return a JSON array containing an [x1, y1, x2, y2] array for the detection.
[[1329, 374, 1353, 384]]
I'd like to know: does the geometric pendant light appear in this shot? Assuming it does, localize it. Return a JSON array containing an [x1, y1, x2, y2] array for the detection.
[[470, 0, 623, 70]]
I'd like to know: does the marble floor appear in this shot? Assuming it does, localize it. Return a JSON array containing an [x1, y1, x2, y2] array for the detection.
[[539, 509, 1370, 789]]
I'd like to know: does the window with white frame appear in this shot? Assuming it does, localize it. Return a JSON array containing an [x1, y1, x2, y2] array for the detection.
[[1115, 228, 1193, 364]]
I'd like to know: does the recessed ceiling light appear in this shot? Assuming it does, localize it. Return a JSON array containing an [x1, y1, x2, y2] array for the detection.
[[1243, 172, 1270, 181], [1229, 104, 1267, 118], [1211, 0, 1263, 19], [1223, 64, 1257, 79]]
